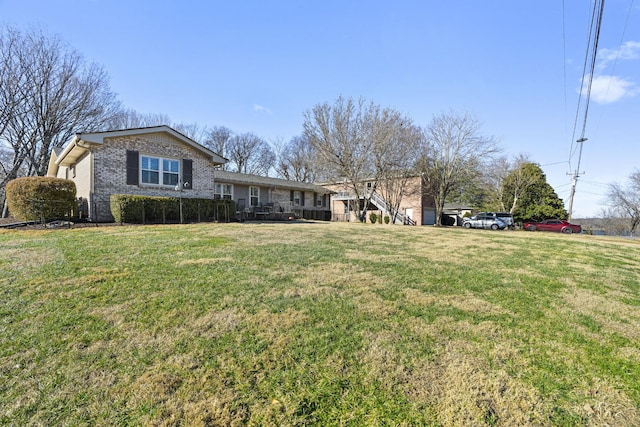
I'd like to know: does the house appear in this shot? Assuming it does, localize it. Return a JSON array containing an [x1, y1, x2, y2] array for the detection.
[[47, 125, 333, 223], [213, 170, 333, 221], [321, 176, 437, 225], [47, 126, 226, 222]]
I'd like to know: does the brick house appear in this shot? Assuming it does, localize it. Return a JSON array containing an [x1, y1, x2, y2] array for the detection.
[[47, 126, 226, 221], [213, 170, 333, 221], [47, 125, 332, 222], [321, 176, 437, 225]]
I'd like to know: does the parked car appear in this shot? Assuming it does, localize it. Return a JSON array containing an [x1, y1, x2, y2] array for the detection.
[[478, 212, 515, 229], [463, 213, 507, 230], [523, 219, 582, 234]]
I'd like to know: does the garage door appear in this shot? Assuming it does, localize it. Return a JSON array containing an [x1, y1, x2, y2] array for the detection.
[[422, 208, 436, 225]]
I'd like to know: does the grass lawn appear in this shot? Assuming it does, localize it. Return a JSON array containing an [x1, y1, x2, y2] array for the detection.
[[1, 221, 639, 426]]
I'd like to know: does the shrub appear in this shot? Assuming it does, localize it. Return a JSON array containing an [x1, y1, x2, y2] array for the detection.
[[369, 213, 378, 224], [384, 215, 390, 224], [6, 177, 77, 221], [110, 194, 236, 224]]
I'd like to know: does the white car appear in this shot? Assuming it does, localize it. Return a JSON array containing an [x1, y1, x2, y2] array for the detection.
[[462, 214, 507, 230]]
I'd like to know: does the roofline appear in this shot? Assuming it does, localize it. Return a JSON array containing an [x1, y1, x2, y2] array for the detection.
[[214, 170, 334, 194], [55, 125, 227, 166]]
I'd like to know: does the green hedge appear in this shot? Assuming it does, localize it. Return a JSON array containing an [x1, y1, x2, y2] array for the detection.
[[6, 177, 77, 221], [110, 194, 236, 224]]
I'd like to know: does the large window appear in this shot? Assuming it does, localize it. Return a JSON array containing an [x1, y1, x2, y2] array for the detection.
[[250, 186, 260, 207], [141, 155, 179, 186], [215, 183, 233, 200]]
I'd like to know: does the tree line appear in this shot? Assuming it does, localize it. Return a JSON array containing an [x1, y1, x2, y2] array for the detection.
[[2, 26, 638, 230]]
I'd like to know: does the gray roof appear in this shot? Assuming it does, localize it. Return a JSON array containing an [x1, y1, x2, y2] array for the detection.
[[214, 170, 333, 194]]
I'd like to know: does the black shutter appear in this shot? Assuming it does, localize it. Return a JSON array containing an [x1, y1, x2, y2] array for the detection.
[[126, 150, 139, 185], [290, 190, 294, 202], [182, 159, 193, 190], [314, 192, 317, 207], [301, 192, 305, 207], [323, 194, 327, 208]]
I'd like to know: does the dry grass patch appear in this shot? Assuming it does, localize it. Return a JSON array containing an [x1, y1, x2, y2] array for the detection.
[[286, 261, 383, 295], [279, 285, 340, 299], [1, 246, 62, 271], [562, 287, 640, 341], [403, 288, 509, 317], [90, 302, 132, 328], [189, 308, 243, 338], [359, 330, 412, 392], [177, 256, 233, 266], [354, 291, 399, 318], [572, 378, 640, 426], [424, 339, 549, 426]]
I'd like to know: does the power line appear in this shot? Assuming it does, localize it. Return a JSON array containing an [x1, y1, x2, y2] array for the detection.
[[581, 179, 610, 188], [567, 0, 606, 222]]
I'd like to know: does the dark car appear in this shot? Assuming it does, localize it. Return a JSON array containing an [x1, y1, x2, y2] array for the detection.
[[463, 213, 507, 230], [523, 219, 582, 234]]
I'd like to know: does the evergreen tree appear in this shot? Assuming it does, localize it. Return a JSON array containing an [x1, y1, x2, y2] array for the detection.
[[503, 163, 567, 222]]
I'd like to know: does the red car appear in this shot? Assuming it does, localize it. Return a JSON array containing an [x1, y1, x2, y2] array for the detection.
[[523, 219, 582, 234]]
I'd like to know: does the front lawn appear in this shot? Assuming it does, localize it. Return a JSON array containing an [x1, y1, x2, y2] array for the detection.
[[1, 222, 639, 425]]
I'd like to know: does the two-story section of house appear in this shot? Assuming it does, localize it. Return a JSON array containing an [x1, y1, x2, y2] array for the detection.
[[321, 176, 437, 225]]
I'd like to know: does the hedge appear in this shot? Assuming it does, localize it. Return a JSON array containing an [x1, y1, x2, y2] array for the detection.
[[109, 194, 236, 224], [5, 177, 77, 221]]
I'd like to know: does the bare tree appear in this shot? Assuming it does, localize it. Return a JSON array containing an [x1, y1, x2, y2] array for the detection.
[[203, 126, 233, 167], [304, 96, 377, 222], [417, 111, 500, 226], [304, 96, 418, 222], [107, 108, 171, 129], [371, 116, 423, 223], [482, 154, 537, 213], [606, 170, 640, 236], [0, 27, 36, 190], [0, 26, 120, 184], [227, 132, 274, 176], [483, 156, 511, 211], [173, 122, 210, 144], [593, 207, 630, 236], [274, 135, 320, 182]]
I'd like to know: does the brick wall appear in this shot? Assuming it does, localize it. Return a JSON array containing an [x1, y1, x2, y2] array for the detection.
[[90, 132, 216, 221]]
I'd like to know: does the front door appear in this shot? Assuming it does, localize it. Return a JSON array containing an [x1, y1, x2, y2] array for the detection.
[[405, 208, 413, 224]]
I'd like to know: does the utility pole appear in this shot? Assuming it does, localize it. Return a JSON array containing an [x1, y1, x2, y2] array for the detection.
[[567, 137, 588, 222]]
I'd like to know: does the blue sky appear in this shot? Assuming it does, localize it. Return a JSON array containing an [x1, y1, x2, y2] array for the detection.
[[2, 0, 639, 217]]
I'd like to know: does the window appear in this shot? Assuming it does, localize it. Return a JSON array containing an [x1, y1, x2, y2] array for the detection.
[[162, 159, 179, 186], [316, 194, 323, 207], [141, 155, 179, 186], [215, 183, 233, 200], [250, 186, 260, 207], [293, 191, 302, 206]]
